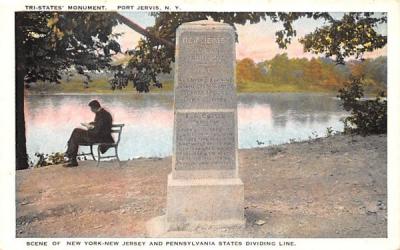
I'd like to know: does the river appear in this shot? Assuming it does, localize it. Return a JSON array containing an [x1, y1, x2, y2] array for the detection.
[[25, 93, 347, 161]]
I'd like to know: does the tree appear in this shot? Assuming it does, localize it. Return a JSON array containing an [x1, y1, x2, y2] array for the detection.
[[348, 60, 366, 78], [16, 12, 122, 169], [110, 12, 386, 92], [299, 13, 386, 64], [267, 53, 294, 84], [365, 56, 387, 88], [304, 58, 323, 84], [236, 58, 263, 83]]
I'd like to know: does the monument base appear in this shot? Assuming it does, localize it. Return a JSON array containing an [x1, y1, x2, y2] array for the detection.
[[146, 173, 245, 237]]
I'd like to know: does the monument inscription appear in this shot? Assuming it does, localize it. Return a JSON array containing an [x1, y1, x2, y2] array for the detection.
[[175, 31, 235, 109], [175, 112, 235, 170]]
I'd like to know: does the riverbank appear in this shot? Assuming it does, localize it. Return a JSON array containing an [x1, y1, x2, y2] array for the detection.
[[16, 134, 387, 237]]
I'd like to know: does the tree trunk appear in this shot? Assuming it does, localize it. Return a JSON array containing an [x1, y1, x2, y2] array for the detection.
[[15, 12, 29, 170], [16, 63, 29, 170]]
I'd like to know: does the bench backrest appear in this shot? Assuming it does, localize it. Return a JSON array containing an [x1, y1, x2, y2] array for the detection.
[[111, 124, 124, 144]]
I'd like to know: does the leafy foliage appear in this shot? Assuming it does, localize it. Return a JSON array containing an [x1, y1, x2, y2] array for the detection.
[[337, 77, 387, 135], [325, 127, 335, 137], [109, 65, 129, 90], [33, 152, 66, 168], [32, 151, 93, 168], [112, 12, 386, 92], [16, 12, 122, 85], [124, 39, 169, 92], [236, 55, 386, 92], [300, 13, 387, 64]]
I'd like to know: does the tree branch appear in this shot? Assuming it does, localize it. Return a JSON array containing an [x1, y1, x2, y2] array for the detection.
[[115, 13, 175, 49]]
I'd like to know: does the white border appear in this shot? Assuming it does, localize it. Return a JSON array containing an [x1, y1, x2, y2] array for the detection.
[[0, 0, 399, 249]]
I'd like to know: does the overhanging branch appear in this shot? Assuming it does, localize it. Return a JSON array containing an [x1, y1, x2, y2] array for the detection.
[[115, 13, 175, 49]]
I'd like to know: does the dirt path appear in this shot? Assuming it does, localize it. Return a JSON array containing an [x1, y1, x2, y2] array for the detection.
[[16, 134, 387, 237]]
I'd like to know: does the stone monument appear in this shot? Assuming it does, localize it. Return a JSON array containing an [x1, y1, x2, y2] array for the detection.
[[146, 20, 244, 236]]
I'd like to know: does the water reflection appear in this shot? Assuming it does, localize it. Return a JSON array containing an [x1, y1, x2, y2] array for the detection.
[[237, 93, 345, 148], [25, 93, 346, 161]]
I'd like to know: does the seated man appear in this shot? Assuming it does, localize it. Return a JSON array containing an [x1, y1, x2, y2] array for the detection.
[[64, 100, 114, 167]]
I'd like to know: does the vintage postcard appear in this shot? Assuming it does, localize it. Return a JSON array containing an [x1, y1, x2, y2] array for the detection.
[[1, 0, 400, 249]]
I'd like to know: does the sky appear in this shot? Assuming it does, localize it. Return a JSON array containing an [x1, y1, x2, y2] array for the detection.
[[114, 12, 387, 63]]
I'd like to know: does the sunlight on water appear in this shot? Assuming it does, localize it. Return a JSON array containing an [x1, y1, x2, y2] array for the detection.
[[25, 93, 346, 161]]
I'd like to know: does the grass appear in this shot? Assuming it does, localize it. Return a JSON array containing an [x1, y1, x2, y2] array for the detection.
[[149, 80, 174, 92], [236, 80, 337, 93]]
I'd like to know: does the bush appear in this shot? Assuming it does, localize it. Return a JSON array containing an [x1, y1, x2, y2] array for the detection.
[[32, 152, 66, 168], [337, 77, 387, 135]]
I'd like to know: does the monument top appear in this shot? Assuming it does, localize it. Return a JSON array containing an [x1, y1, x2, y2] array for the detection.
[[177, 20, 234, 31]]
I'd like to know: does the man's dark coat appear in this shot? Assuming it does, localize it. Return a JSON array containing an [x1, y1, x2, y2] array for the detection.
[[88, 108, 114, 144]]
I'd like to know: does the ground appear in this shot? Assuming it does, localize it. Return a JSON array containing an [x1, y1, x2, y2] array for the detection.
[[16, 134, 387, 238]]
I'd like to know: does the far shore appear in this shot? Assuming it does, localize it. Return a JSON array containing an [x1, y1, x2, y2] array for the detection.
[[25, 76, 386, 96], [25, 91, 382, 101]]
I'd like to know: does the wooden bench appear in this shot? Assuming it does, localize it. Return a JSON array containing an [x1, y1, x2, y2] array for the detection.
[[78, 124, 125, 166]]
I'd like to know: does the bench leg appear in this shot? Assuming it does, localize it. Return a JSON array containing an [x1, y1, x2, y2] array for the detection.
[[115, 146, 121, 167], [90, 145, 95, 161], [96, 146, 101, 167]]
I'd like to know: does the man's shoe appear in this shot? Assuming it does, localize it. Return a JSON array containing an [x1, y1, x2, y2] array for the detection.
[[63, 161, 78, 167]]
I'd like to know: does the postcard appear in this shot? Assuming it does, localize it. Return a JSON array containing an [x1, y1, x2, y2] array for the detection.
[[1, 0, 399, 249]]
